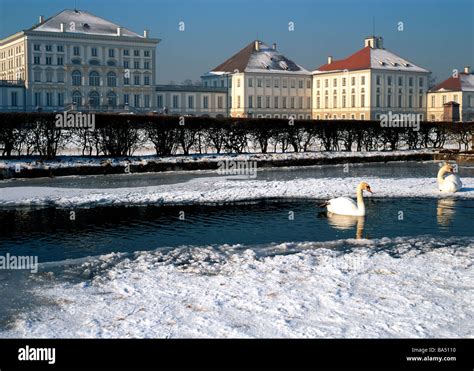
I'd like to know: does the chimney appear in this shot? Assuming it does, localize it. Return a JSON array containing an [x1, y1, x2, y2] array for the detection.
[[327, 56, 333, 64], [144, 29, 149, 38], [60, 23, 66, 32], [464, 66, 471, 74], [364, 36, 383, 49], [39, 15, 45, 24], [117, 27, 122, 36], [376, 36, 383, 49], [272, 43, 277, 50], [254, 40, 260, 51]]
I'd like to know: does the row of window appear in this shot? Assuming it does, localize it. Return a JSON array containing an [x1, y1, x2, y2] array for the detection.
[[33, 44, 151, 58], [247, 95, 311, 109], [376, 75, 424, 87], [248, 77, 311, 89], [316, 76, 366, 89], [33, 56, 64, 65], [0, 72, 26, 80], [249, 114, 312, 120], [71, 71, 151, 86], [31, 70, 151, 85], [234, 95, 311, 110], [0, 57, 24, 70], [375, 89, 423, 108], [0, 45, 23, 59], [431, 94, 459, 107], [231, 114, 313, 119], [158, 95, 226, 110], [315, 94, 366, 109], [315, 75, 424, 88], [234, 77, 311, 89], [32, 55, 151, 69], [32, 91, 151, 108], [315, 113, 365, 120], [34, 44, 64, 53], [315, 91, 424, 109]]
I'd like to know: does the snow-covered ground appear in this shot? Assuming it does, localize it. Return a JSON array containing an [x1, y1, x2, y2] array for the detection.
[[0, 149, 437, 172], [2, 237, 472, 338], [0, 175, 473, 208]]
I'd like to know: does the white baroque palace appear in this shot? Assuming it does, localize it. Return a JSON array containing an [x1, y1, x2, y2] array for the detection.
[[312, 36, 430, 120], [202, 40, 312, 119], [0, 9, 159, 112], [1, 9, 473, 122], [427, 66, 474, 121]]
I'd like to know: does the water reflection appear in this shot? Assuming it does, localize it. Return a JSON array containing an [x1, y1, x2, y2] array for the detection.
[[437, 198, 457, 228], [327, 213, 366, 239]]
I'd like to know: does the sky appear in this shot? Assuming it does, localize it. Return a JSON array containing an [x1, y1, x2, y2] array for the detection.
[[0, 0, 472, 84]]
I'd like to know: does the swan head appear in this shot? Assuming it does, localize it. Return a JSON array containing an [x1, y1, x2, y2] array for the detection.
[[358, 182, 373, 194], [441, 163, 455, 173]]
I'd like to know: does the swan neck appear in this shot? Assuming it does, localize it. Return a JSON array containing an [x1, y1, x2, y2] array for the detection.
[[437, 167, 447, 183], [356, 187, 365, 212]]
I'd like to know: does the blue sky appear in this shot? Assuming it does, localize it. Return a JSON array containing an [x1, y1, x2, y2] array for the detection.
[[1, 0, 472, 83]]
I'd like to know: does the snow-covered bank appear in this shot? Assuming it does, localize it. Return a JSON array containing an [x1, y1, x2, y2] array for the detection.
[[0, 176, 473, 208], [0, 150, 438, 179], [2, 237, 472, 338]]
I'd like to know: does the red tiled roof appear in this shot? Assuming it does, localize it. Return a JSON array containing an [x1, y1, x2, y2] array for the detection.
[[316, 46, 371, 72], [431, 75, 463, 92]]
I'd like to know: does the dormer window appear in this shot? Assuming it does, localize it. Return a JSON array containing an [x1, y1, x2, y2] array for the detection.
[[377, 60, 385, 66], [279, 61, 288, 70], [402, 62, 410, 67]]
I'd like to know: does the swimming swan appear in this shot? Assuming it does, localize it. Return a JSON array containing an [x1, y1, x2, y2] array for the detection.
[[437, 163, 462, 193], [320, 182, 372, 216]]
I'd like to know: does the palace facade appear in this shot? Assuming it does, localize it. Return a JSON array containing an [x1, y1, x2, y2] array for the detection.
[[1, 9, 472, 122], [312, 36, 430, 120], [427, 66, 474, 121], [0, 9, 159, 112]]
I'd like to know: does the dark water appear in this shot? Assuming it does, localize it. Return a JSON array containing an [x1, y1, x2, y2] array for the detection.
[[0, 198, 472, 264]]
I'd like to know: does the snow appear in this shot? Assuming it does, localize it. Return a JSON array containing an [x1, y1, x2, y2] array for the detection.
[[2, 236, 472, 338], [460, 73, 474, 92], [0, 175, 473, 208], [0, 149, 437, 172], [33, 9, 144, 38], [370, 48, 429, 73]]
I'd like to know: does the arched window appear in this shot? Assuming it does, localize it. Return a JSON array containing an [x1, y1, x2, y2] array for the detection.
[[72, 70, 82, 86], [107, 71, 117, 87], [106, 91, 117, 106], [72, 91, 82, 106], [89, 91, 100, 107], [89, 71, 100, 86]]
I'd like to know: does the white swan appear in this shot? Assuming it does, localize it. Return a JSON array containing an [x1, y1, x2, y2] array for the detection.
[[437, 163, 462, 193], [321, 182, 372, 216]]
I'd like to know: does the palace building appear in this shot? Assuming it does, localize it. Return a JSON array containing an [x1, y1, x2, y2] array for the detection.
[[202, 40, 312, 119], [312, 36, 431, 120], [1, 9, 472, 123], [0, 9, 159, 112], [427, 66, 474, 121]]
